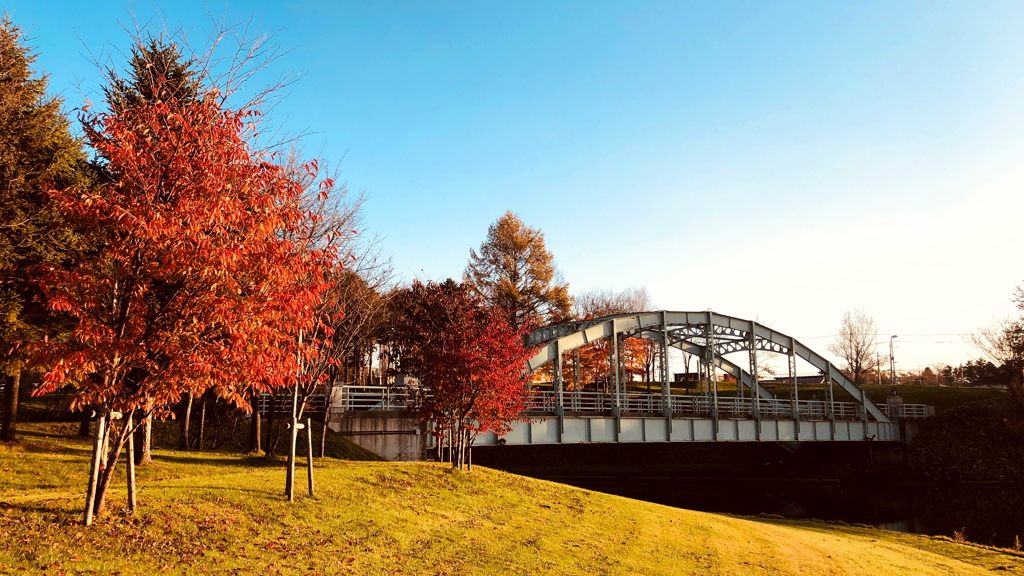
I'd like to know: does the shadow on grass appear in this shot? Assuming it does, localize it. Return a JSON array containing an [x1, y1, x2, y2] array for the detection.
[[0, 500, 80, 523], [152, 484, 291, 501], [17, 425, 90, 440], [7, 428, 93, 455], [2, 483, 292, 526], [149, 452, 285, 469]]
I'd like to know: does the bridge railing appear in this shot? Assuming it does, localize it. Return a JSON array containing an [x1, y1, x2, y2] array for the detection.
[[882, 403, 936, 419], [327, 385, 933, 421], [524, 390, 930, 421], [331, 385, 412, 413]]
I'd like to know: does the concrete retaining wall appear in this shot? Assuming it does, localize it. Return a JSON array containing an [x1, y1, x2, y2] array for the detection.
[[329, 412, 426, 461]]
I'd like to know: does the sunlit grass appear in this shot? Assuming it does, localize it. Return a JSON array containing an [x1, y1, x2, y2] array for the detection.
[[2, 425, 1023, 574]]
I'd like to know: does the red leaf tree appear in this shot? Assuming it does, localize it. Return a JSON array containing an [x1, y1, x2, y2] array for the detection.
[[31, 82, 335, 521], [387, 280, 534, 469]]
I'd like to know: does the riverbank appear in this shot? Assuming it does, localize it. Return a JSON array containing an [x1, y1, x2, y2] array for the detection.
[[2, 425, 1023, 574], [471, 418, 1024, 548], [908, 398, 1024, 482]]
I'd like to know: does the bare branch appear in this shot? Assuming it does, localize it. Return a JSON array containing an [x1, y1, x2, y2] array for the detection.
[[827, 308, 880, 386]]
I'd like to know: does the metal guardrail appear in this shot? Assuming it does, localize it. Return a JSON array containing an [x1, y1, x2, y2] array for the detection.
[[331, 385, 412, 414], [326, 386, 933, 421], [882, 403, 936, 419], [527, 390, 862, 421]]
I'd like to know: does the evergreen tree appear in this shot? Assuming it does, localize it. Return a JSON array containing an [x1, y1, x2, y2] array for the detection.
[[0, 15, 90, 441], [464, 211, 572, 331], [104, 38, 200, 113]]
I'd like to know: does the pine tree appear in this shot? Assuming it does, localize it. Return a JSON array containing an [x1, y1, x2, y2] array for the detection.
[[104, 38, 200, 113], [464, 211, 572, 331], [0, 15, 90, 441]]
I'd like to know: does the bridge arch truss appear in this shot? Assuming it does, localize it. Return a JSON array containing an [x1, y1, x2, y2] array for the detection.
[[475, 311, 904, 446]]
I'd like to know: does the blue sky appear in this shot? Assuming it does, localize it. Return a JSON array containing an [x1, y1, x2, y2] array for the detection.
[[9, 1, 1024, 370]]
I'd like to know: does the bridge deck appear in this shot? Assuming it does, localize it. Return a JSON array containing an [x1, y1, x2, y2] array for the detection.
[[476, 416, 900, 445], [332, 386, 931, 419], [330, 386, 926, 445]]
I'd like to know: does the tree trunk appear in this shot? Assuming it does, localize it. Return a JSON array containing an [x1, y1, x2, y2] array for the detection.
[[83, 412, 105, 526], [319, 382, 334, 457], [197, 396, 207, 451], [454, 428, 461, 469], [266, 389, 277, 456], [180, 393, 193, 450], [456, 429, 462, 469], [134, 416, 153, 466], [458, 427, 467, 469], [1, 369, 21, 441], [249, 393, 262, 454], [78, 410, 91, 437], [94, 420, 132, 516], [305, 417, 315, 497], [125, 415, 137, 512], [320, 412, 329, 458]]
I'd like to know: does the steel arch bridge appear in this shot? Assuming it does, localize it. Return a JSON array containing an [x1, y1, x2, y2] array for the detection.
[[475, 311, 924, 446]]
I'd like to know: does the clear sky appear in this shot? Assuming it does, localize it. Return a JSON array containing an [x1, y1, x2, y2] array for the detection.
[[8, 1, 1024, 372]]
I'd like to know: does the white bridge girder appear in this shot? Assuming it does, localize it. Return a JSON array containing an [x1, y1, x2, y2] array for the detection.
[[333, 312, 914, 450], [526, 310, 891, 424], [476, 417, 900, 445]]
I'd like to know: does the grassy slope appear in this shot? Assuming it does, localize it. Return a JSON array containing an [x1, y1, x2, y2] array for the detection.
[[907, 398, 1024, 482], [2, 427, 1023, 575], [860, 385, 1008, 414]]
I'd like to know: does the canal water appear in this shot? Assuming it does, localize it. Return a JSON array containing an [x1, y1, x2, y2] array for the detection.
[[473, 443, 1024, 549]]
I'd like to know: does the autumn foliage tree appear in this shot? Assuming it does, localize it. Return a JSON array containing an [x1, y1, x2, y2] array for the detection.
[[566, 287, 655, 391], [387, 280, 533, 469], [309, 268, 390, 456], [465, 211, 572, 331], [99, 39, 205, 461], [31, 72, 335, 521]]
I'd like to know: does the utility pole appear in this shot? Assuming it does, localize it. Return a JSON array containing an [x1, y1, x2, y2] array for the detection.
[[889, 335, 898, 388]]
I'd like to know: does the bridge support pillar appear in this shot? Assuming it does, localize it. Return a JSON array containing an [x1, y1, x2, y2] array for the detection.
[[747, 326, 761, 441], [611, 325, 623, 437], [826, 364, 836, 441], [705, 319, 719, 440], [555, 340, 565, 441], [661, 312, 673, 432], [860, 389, 869, 425], [789, 345, 799, 422]]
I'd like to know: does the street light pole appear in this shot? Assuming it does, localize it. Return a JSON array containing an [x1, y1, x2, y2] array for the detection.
[[889, 335, 898, 388]]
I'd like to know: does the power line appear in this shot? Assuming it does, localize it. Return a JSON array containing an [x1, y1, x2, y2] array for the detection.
[[803, 333, 975, 339]]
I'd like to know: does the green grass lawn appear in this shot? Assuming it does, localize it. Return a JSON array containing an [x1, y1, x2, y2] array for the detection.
[[2, 424, 1022, 575], [859, 385, 1008, 414]]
